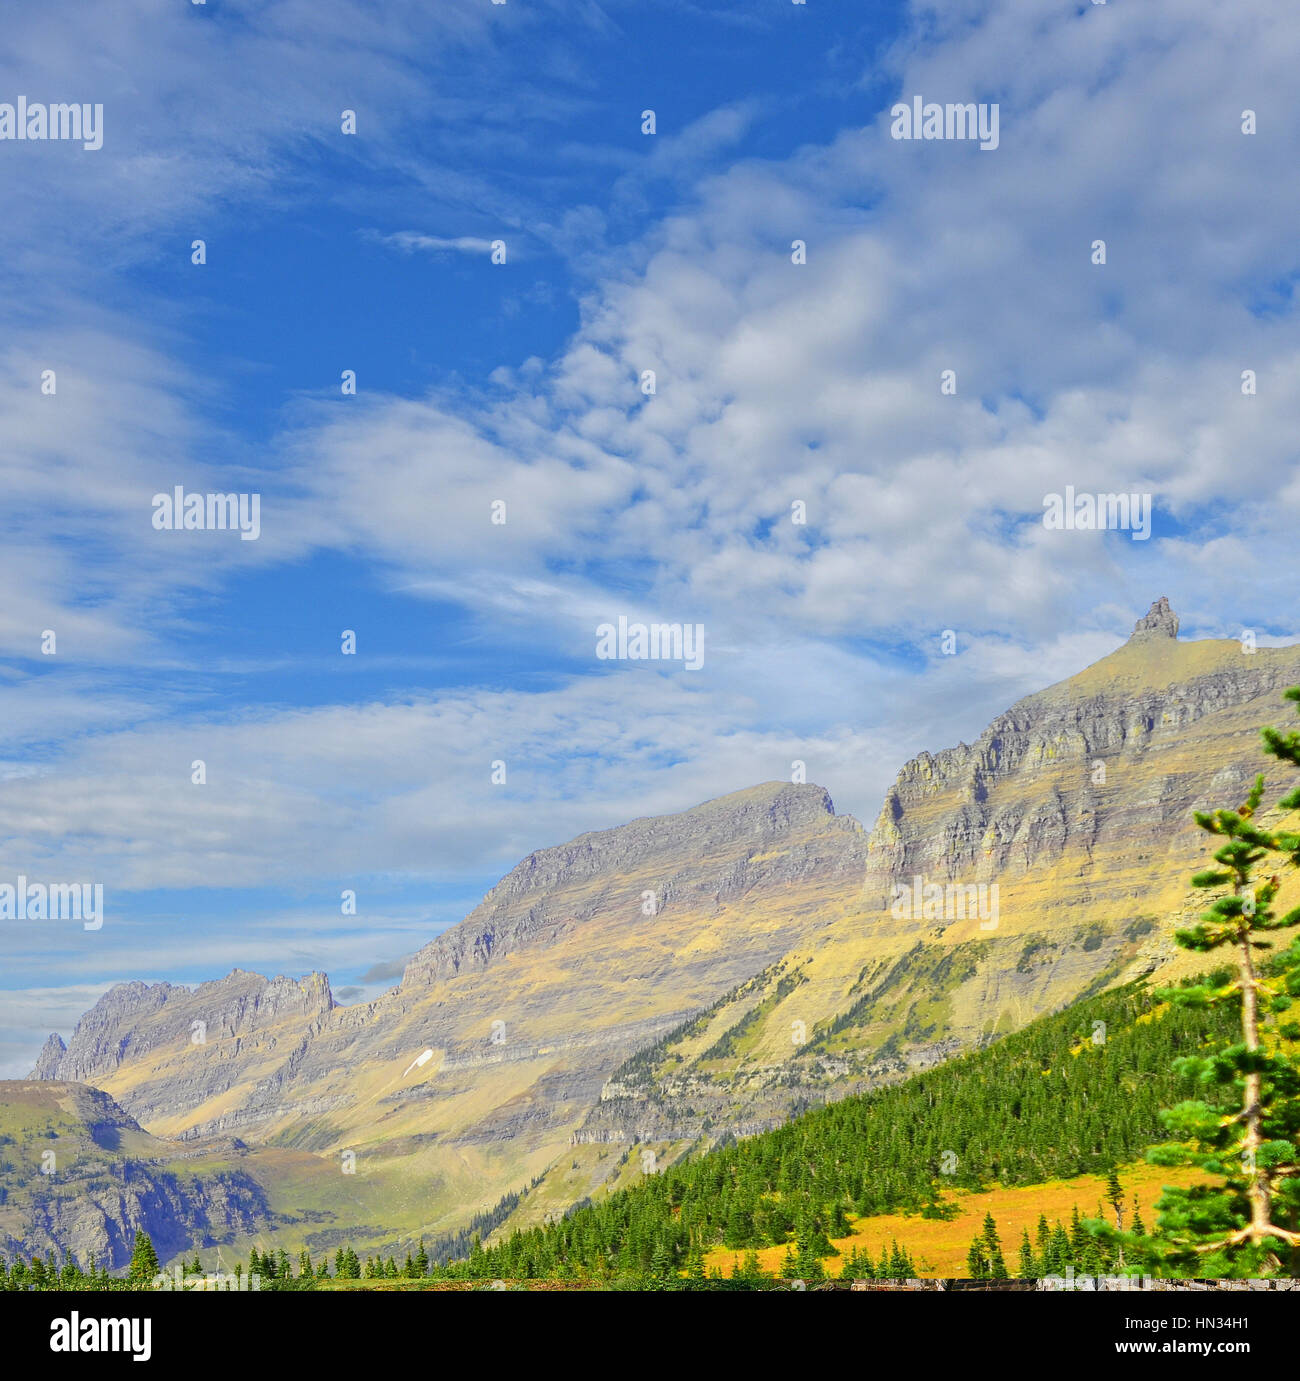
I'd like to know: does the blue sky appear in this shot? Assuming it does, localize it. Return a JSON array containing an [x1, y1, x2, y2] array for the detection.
[[2, 0, 1299, 1075]]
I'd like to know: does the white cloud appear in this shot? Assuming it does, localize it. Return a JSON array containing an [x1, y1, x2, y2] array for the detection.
[[380, 232, 496, 256], [256, 0, 1300, 659], [4, 0, 1300, 986], [0, 668, 912, 890]]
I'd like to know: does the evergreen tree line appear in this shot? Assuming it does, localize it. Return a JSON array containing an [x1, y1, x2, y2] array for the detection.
[[417, 979, 1235, 1279], [969, 1183, 1149, 1282], [1, 1251, 127, 1291], [1008, 1201, 1144, 1280], [2, 1230, 160, 1290], [247, 1241, 432, 1283]]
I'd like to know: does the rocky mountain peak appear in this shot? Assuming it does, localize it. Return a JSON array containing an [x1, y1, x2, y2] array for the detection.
[[29, 970, 334, 1083], [399, 781, 859, 990], [479, 781, 843, 906], [1129, 595, 1179, 641], [30, 1032, 67, 1080], [865, 599, 1300, 889]]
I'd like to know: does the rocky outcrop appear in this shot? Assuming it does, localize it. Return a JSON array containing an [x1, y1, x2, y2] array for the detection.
[[0, 1081, 278, 1270], [30, 1033, 66, 1080], [1130, 595, 1179, 640], [33, 971, 334, 1087]]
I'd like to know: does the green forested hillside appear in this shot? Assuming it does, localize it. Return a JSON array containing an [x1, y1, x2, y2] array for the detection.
[[434, 973, 1239, 1279]]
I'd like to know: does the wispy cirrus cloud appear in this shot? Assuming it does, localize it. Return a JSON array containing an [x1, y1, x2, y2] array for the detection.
[[379, 231, 497, 256]]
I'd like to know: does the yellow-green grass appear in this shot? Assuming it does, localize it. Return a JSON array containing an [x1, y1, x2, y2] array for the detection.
[[704, 1162, 1215, 1279]]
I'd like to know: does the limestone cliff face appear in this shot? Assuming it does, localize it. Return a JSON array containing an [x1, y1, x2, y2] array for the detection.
[[865, 601, 1300, 893], [36, 971, 334, 1092], [0, 1081, 280, 1270], [402, 783, 864, 988]]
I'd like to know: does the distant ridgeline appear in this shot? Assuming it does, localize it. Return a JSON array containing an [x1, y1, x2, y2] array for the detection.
[[436, 975, 1240, 1279]]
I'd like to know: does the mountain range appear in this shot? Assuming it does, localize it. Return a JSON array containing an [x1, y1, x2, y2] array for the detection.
[[12, 597, 1300, 1268]]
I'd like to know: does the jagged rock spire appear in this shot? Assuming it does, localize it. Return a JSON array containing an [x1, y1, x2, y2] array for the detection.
[[1130, 596, 1179, 641], [30, 1032, 67, 1079]]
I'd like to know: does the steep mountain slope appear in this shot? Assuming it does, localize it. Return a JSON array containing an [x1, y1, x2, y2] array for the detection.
[[27, 599, 1300, 1259], [453, 976, 1244, 1276], [568, 600, 1300, 1155], [0, 1080, 337, 1269], [32, 783, 868, 1248]]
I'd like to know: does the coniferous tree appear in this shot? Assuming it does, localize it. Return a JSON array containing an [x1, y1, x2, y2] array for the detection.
[[1104, 1167, 1126, 1269], [841, 1243, 873, 1279], [1047, 1223, 1070, 1274], [1128, 689, 1300, 1275], [740, 1249, 766, 1281], [1068, 1205, 1085, 1257], [1035, 1212, 1050, 1264], [981, 1213, 1008, 1279], [793, 1235, 825, 1281], [127, 1231, 159, 1286], [794, 1201, 835, 1258], [723, 1201, 753, 1249], [1104, 1168, 1124, 1226]]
